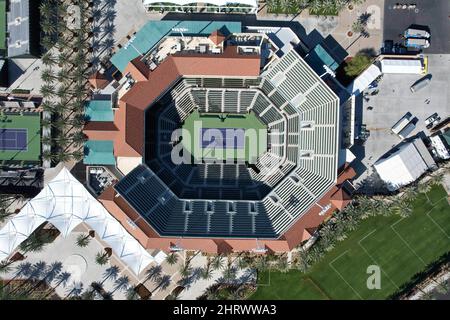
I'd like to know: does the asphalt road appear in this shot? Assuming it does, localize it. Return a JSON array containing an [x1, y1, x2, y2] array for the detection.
[[383, 0, 450, 54]]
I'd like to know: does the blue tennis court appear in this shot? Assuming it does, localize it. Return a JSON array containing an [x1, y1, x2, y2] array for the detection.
[[0, 128, 28, 151], [200, 128, 245, 149]]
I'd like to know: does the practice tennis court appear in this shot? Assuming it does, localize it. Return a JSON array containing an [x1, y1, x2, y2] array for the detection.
[[0, 128, 28, 151], [0, 114, 41, 162]]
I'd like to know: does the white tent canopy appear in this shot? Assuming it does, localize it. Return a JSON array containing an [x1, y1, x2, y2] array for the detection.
[[380, 59, 423, 74], [142, 0, 257, 7], [347, 64, 381, 96], [0, 167, 155, 275]]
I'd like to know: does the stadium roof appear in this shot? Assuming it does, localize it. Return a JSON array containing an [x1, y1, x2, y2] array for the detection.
[[0, 167, 155, 275], [114, 49, 340, 239], [110, 20, 242, 72], [7, 0, 30, 57], [121, 46, 261, 155]]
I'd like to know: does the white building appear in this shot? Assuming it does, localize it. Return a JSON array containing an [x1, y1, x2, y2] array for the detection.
[[374, 139, 436, 191]]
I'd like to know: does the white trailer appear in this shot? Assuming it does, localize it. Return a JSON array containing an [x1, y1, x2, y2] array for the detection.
[[380, 59, 424, 74]]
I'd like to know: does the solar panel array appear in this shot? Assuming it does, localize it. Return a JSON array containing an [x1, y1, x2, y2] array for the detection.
[[115, 49, 339, 238]]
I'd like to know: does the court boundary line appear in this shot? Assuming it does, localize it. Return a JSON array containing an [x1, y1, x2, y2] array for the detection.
[[357, 229, 401, 290], [328, 250, 364, 300], [425, 197, 450, 239]]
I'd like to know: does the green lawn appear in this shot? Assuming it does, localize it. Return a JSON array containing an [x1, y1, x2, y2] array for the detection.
[[0, 0, 6, 52], [182, 110, 267, 163], [250, 185, 450, 300], [0, 114, 41, 163]]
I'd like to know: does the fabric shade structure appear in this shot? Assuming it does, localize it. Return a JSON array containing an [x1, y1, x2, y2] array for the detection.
[[0, 167, 156, 275]]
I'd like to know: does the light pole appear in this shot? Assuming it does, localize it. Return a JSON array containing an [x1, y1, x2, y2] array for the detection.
[[320, 65, 336, 78]]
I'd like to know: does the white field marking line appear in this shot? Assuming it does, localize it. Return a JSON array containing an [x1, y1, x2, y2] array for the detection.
[[425, 197, 450, 239], [390, 219, 427, 266], [357, 229, 400, 290], [328, 250, 363, 300]]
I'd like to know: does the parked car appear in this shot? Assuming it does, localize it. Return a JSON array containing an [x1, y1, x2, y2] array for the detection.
[[425, 113, 439, 128]]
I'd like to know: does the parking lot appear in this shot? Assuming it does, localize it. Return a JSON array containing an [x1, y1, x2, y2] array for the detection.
[[383, 0, 450, 54], [352, 54, 450, 189]]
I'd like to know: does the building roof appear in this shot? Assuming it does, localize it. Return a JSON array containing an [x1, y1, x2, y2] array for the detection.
[[84, 140, 116, 165], [110, 20, 242, 72], [305, 43, 339, 76], [0, 167, 156, 275], [84, 100, 114, 122], [330, 188, 352, 211], [7, 0, 30, 57], [347, 64, 381, 96], [374, 139, 435, 191], [88, 71, 109, 89], [209, 30, 226, 45], [121, 46, 261, 154]]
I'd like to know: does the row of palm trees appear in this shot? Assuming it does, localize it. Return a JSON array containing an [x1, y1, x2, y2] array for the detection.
[[39, 0, 95, 164], [0, 261, 71, 299], [265, 0, 365, 15]]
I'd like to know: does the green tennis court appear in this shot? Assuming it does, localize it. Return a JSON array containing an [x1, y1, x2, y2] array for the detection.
[[182, 110, 267, 163], [0, 114, 41, 163]]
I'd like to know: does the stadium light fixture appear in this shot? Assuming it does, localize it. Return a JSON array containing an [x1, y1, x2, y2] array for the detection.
[[320, 64, 336, 78]]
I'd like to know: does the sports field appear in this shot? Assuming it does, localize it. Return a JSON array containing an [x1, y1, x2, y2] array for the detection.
[[0, 0, 5, 52], [250, 185, 450, 300], [182, 110, 267, 163], [0, 114, 41, 162]]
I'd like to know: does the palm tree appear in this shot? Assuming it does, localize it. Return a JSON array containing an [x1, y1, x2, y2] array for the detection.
[[0, 261, 13, 275], [41, 53, 57, 66], [101, 265, 120, 285], [201, 264, 214, 280], [40, 83, 56, 97], [0, 262, 32, 290], [25, 261, 63, 295], [110, 275, 130, 295], [153, 275, 171, 293], [429, 173, 444, 186], [211, 256, 224, 271], [65, 282, 84, 299], [95, 251, 109, 266], [42, 271, 71, 299], [165, 253, 179, 265], [179, 262, 193, 279], [221, 265, 237, 285], [143, 265, 162, 284], [76, 233, 91, 247], [126, 287, 140, 300], [392, 199, 413, 218], [276, 257, 289, 273], [41, 69, 57, 83], [435, 280, 449, 295]]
